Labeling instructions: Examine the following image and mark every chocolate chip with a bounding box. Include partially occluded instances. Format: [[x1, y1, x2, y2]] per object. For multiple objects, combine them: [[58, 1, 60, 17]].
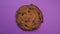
[[25, 20, 28, 22], [32, 20, 36, 25], [29, 8, 32, 10], [28, 10, 30, 13], [22, 13, 24, 16], [28, 8, 32, 13], [39, 17, 43, 23], [29, 8, 34, 10], [25, 25, 28, 27], [39, 17, 41, 20], [38, 13, 40, 15], [32, 20, 34, 23]]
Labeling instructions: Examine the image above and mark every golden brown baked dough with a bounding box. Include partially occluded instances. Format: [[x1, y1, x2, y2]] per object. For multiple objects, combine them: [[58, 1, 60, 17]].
[[16, 4, 43, 31]]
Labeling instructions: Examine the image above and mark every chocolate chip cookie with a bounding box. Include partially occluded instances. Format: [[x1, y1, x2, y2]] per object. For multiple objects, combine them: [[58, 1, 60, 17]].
[[16, 4, 43, 31]]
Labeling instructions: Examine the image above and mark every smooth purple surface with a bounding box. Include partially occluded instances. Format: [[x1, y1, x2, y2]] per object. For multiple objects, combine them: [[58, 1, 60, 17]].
[[0, 0, 60, 34]]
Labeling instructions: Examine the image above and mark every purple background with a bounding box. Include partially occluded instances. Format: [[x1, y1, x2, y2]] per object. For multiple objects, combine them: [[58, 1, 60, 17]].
[[0, 0, 60, 34]]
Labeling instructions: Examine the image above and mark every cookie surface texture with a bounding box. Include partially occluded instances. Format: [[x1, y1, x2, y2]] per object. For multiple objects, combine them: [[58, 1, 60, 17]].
[[16, 4, 43, 31]]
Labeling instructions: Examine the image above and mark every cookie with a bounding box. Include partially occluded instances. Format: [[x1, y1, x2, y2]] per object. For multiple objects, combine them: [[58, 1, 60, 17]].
[[16, 4, 43, 31]]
